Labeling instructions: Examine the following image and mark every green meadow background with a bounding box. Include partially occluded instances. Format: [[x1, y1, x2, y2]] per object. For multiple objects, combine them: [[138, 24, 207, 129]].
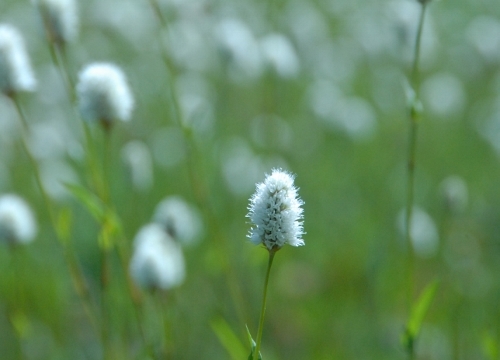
[[1, 0, 500, 358]]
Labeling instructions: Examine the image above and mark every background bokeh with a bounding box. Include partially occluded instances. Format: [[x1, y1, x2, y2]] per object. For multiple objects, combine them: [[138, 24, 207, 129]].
[[1, 0, 500, 358]]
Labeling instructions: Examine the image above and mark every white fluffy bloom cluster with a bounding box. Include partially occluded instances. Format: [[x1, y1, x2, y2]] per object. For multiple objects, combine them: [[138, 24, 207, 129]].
[[0, 24, 37, 95], [76, 63, 134, 125], [0, 194, 37, 245], [153, 196, 203, 246], [247, 169, 304, 251], [129, 223, 185, 291], [32, 0, 78, 45]]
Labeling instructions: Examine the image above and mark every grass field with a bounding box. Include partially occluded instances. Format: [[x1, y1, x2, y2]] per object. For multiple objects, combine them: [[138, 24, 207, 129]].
[[0, 0, 500, 359]]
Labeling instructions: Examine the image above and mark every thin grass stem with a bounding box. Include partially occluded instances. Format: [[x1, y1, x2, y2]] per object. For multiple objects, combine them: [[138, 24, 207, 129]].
[[9, 94, 100, 335], [404, 1, 429, 358], [146, 0, 249, 328], [253, 250, 276, 359]]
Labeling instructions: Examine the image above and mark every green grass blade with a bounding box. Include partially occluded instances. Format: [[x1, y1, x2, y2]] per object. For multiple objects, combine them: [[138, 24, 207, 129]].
[[210, 318, 247, 360], [402, 278, 440, 351]]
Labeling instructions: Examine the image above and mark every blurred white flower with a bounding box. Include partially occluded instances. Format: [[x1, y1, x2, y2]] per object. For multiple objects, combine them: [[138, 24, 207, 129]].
[[439, 175, 468, 214], [0, 194, 37, 245], [308, 80, 377, 141], [176, 72, 215, 136], [385, 1, 438, 67], [40, 160, 79, 200], [121, 140, 153, 192], [466, 16, 500, 63], [421, 73, 467, 119], [215, 18, 263, 80], [220, 137, 264, 196], [0, 24, 37, 95], [153, 196, 203, 246], [398, 206, 439, 258], [76, 63, 134, 126], [247, 169, 304, 251], [260, 33, 300, 78], [32, 0, 78, 45], [130, 223, 185, 291], [165, 20, 214, 72]]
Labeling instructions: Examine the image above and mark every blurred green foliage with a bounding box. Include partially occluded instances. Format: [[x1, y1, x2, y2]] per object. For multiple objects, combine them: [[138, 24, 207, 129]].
[[1, 0, 500, 359]]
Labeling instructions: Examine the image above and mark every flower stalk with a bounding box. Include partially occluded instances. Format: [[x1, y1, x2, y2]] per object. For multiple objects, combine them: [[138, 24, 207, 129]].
[[404, 1, 430, 358], [247, 169, 304, 358], [253, 249, 276, 359]]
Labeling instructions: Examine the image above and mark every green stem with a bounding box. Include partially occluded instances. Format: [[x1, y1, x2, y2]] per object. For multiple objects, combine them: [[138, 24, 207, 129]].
[[146, 0, 249, 328], [253, 250, 276, 359], [404, 2, 428, 358], [99, 129, 114, 358], [10, 94, 100, 333], [156, 290, 173, 359]]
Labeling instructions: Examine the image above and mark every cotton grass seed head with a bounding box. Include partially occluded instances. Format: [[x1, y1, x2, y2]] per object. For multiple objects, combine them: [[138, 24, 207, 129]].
[[76, 62, 134, 127], [130, 223, 185, 291], [153, 196, 203, 246], [0, 194, 37, 245], [0, 24, 37, 95], [247, 168, 304, 251], [32, 0, 78, 45]]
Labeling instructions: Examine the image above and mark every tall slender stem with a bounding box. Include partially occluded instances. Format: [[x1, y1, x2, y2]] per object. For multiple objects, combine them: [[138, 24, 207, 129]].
[[9, 94, 100, 333], [253, 250, 276, 359], [146, 0, 249, 327], [404, 1, 428, 358]]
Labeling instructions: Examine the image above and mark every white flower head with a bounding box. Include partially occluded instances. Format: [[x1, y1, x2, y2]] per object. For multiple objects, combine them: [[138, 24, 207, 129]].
[[130, 223, 185, 291], [0, 24, 37, 95], [32, 0, 78, 45], [247, 168, 304, 251], [0, 194, 37, 245], [153, 196, 203, 246], [76, 62, 134, 127]]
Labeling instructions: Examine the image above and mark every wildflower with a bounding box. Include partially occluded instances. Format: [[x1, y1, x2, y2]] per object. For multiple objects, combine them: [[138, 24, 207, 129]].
[[260, 33, 300, 78], [439, 176, 468, 214], [76, 62, 134, 127], [0, 194, 37, 245], [247, 168, 304, 251], [32, 0, 78, 45], [129, 223, 185, 291], [397, 206, 438, 258], [121, 140, 153, 192], [153, 196, 203, 246], [0, 24, 37, 95]]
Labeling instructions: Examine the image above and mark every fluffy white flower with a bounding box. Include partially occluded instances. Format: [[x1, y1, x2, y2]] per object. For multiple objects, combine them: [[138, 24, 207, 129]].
[[32, 0, 78, 45], [0, 194, 37, 245], [76, 63, 134, 125], [153, 196, 203, 246], [260, 33, 300, 78], [130, 223, 185, 291], [0, 24, 37, 95], [247, 168, 304, 251]]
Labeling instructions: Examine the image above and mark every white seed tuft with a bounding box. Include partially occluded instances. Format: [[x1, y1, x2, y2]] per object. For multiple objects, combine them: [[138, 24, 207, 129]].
[[0, 194, 37, 245], [129, 223, 185, 291], [32, 0, 78, 45], [76, 62, 134, 125], [0, 24, 37, 95], [153, 196, 203, 246], [247, 168, 304, 251]]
